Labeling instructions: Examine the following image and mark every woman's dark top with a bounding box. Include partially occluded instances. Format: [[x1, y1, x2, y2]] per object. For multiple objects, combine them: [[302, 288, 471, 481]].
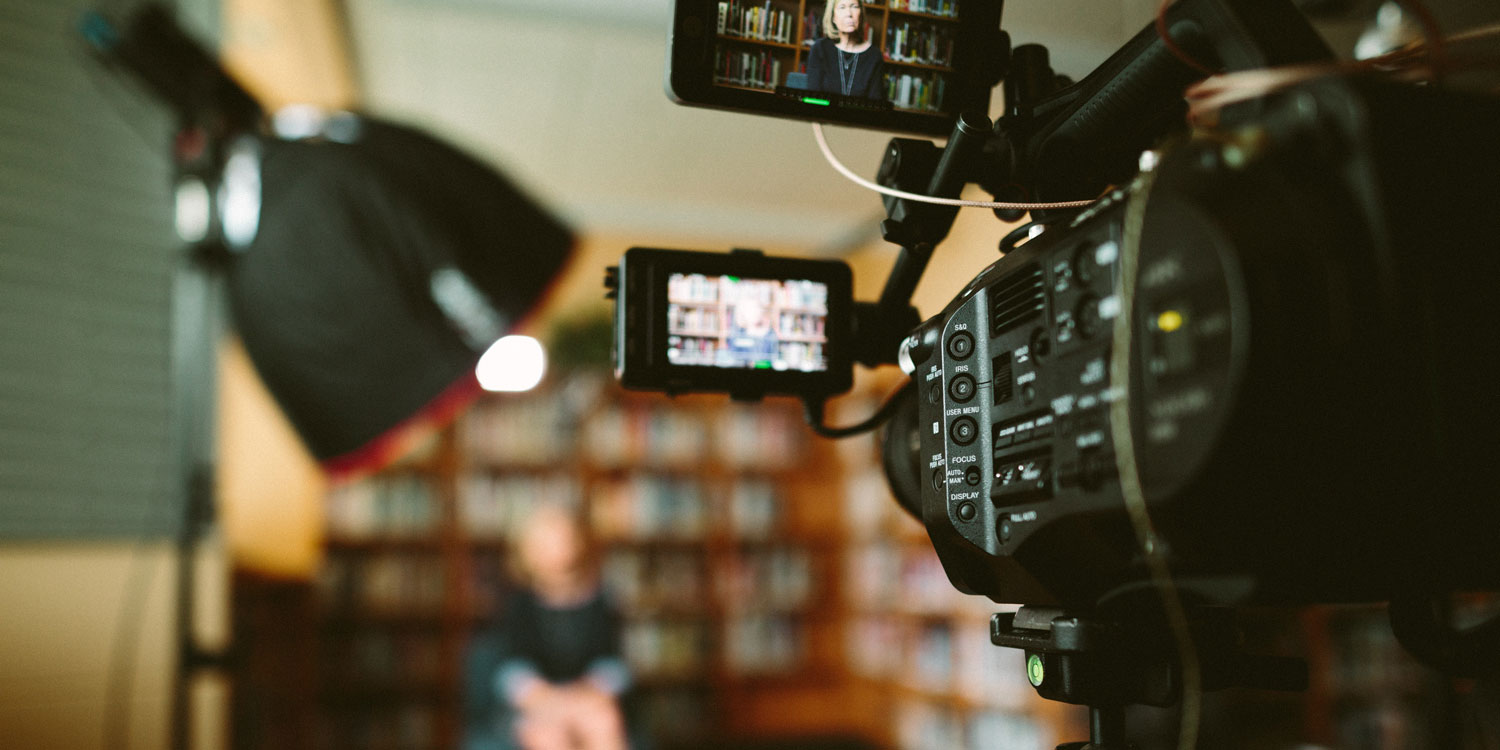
[[497, 587, 626, 690], [464, 586, 635, 749], [804, 37, 886, 101]]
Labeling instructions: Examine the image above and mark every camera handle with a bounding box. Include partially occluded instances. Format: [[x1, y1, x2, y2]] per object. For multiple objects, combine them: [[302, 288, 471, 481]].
[[849, 111, 994, 370], [992, 606, 1308, 750]]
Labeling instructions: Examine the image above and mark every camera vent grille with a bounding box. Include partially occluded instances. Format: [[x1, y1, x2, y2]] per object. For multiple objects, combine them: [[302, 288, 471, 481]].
[[989, 263, 1045, 336]]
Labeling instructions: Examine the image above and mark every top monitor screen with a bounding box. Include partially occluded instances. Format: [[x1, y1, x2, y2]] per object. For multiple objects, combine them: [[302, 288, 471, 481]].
[[669, 0, 995, 136]]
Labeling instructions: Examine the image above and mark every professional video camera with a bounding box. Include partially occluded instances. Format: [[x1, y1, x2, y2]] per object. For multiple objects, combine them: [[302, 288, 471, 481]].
[[610, 0, 1500, 745]]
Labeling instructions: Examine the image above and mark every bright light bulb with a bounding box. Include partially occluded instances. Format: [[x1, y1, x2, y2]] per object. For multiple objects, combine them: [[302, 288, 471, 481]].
[[218, 136, 261, 250], [476, 335, 546, 392]]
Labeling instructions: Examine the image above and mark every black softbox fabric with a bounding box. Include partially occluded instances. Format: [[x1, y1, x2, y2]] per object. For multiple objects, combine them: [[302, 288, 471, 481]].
[[227, 119, 573, 474]]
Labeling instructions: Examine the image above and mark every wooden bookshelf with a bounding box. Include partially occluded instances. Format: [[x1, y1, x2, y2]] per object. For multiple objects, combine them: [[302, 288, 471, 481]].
[[246, 364, 1465, 750], [308, 428, 465, 750], [712, 0, 962, 113]]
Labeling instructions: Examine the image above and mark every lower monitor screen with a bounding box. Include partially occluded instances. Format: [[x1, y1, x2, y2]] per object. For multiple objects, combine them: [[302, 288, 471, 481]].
[[666, 273, 829, 372]]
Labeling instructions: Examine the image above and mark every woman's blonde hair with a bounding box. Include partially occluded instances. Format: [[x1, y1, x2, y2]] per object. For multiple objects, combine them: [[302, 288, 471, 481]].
[[821, 0, 870, 44]]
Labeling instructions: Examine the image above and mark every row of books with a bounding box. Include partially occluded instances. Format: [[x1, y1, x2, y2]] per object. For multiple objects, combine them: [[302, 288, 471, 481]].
[[887, 0, 960, 18], [717, 0, 798, 44], [896, 700, 1053, 750], [666, 272, 721, 304], [713, 405, 804, 471], [464, 385, 810, 471], [777, 311, 827, 338], [723, 477, 782, 536], [668, 305, 828, 341], [462, 392, 581, 466], [884, 20, 955, 67], [846, 541, 991, 616], [321, 629, 442, 686], [622, 618, 710, 678], [714, 45, 783, 91], [317, 553, 446, 615], [667, 335, 827, 371], [667, 303, 724, 336], [461, 473, 788, 543], [622, 614, 811, 679], [886, 70, 949, 112], [602, 546, 813, 612], [583, 403, 805, 469], [604, 549, 708, 610], [717, 548, 816, 611], [458, 474, 582, 539], [326, 477, 440, 539], [592, 474, 711, 540], [723, 614, 805, 673], [583, 404, 707, 467]]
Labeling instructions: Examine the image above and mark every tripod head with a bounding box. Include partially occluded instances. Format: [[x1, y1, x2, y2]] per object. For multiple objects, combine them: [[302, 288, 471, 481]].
[[992, 606, 1308, 750]]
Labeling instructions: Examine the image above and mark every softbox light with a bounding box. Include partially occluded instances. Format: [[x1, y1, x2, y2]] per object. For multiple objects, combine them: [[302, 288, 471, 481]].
[[227, 118, 574, 475], [84, 2, 574, 476]]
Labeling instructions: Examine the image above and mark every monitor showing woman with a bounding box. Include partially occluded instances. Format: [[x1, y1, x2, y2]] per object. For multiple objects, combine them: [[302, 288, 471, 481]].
[[804, 0, 887, 101]]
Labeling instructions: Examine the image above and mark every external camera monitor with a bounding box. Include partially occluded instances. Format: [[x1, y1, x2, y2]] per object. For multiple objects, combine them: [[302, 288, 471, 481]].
[[667, 0, 999, 136], [611, 247, 853, 398]]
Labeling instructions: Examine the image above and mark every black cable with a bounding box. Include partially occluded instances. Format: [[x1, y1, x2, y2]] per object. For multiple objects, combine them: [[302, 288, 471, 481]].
[[802, 380, 912, 439]]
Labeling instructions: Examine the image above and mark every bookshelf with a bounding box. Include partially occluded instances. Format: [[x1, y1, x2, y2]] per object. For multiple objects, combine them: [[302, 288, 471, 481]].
[[712, 0, 962, 114], [312, 435, 464, 750], [293, 365, 1474, 750]]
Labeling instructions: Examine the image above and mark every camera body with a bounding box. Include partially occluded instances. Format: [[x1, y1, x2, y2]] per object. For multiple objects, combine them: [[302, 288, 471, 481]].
[[620, 0, 1500, 617], [907, 76, 1500, 609]]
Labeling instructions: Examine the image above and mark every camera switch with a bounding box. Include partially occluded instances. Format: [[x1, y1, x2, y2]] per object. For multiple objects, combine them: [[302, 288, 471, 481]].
[[965, 467, 982, 486]]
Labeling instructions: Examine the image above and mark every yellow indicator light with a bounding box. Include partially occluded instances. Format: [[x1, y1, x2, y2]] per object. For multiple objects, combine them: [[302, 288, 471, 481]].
[[1157, 310, 1184, 332]]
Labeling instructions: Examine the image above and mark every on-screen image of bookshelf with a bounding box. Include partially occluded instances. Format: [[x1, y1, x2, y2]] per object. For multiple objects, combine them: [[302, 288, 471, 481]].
[[711, 0, 961, 115]]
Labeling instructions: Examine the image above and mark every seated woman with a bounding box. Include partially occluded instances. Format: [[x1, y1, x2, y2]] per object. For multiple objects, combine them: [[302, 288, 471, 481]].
[[803, 0, 887, 101], [468, 503, 634, 750]]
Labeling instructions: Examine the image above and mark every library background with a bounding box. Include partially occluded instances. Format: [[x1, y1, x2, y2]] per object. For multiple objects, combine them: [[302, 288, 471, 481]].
[[2, 1, 1496, 750]]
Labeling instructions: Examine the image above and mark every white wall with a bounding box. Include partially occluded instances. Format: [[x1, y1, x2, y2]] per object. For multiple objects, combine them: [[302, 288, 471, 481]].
[[343, 0, 1162, 253]]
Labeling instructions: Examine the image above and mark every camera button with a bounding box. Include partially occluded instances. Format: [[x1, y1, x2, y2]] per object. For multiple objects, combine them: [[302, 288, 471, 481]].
[[947, 331, 975, 360], [951, 416, 979, 445], [949, 373, 976, 402]]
